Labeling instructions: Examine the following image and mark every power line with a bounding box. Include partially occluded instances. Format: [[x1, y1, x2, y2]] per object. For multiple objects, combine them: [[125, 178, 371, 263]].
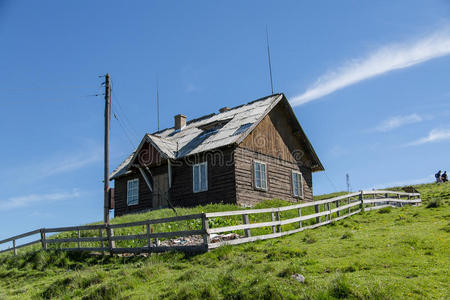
[[112, 108, 137, 148], [324, 171, 339, 193], [110, 80, 139, 139], [111, 101, 139, 141]]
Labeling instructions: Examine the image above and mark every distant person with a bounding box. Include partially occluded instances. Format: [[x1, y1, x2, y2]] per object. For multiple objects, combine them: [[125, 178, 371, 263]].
[[442, 171, 448, 183], [435, 170, 442, 183]]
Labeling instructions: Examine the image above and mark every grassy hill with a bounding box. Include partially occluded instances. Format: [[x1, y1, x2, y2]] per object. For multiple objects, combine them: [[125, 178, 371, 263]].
[[0, 182, 448, 299]]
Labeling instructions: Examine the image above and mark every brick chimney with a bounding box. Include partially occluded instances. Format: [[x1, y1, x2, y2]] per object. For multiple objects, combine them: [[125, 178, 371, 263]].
[[219, 107, 230, 113], [174, 114, 186, 130]]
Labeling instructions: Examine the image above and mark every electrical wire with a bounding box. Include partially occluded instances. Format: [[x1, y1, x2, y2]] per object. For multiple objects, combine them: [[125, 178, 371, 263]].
[[323, 171, 340, 193], [110, 80, 139, 139], [112, 108, 136, 148]]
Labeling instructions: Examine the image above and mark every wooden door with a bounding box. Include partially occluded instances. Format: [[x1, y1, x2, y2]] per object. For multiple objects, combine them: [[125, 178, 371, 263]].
[[153, 172, 169, 209]]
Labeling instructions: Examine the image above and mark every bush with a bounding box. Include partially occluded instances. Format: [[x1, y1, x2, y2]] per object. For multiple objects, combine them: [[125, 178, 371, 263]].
[[328, 274, 353, 298], [426, 199, 441, 208], [302, 233, 316, 244], [378, 206, 392, 214], [341, 231, 353, 239]]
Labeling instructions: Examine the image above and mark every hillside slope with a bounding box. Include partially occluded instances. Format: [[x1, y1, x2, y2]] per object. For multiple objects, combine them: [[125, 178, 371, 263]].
[[0, 182, 449, 299]]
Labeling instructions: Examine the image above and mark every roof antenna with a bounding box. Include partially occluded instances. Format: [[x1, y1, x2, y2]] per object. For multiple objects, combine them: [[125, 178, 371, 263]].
[[156, 77, 160, 131], [266, 25, 274, 95]]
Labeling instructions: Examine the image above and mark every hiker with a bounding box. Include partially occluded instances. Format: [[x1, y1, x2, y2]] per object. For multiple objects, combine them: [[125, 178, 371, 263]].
[[442, 171, 448, 183], [435, 170, 442, 183]]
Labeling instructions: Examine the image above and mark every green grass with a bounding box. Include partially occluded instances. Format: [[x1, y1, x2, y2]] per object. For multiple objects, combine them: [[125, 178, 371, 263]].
[[0, 182, 449, 299]]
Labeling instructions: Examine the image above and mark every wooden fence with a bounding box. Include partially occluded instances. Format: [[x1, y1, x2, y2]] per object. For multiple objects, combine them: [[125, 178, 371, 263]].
[[0, 190, 421, 256]]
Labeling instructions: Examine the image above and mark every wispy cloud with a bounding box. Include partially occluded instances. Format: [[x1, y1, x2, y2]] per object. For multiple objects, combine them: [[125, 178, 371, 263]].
[[291, 28, 450, 106], [374, 114, 423, 132], [0, 189, 80, 211], [406, 128, 450, 146], [39, 149, 102, 178], [4, 145, 103, 184]]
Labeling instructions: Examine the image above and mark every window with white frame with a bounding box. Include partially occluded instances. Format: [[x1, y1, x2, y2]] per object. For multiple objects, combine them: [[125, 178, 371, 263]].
[[292, 171, 303, 198], [254, 161, 267, 190], [193, 162, 208, 193], [127, 178, 139, 205]]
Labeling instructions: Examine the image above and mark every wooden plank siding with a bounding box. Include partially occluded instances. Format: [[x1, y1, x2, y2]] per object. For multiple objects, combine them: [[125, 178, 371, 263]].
[[170, 146, 236, 207], [235, 103, 314, 206], [114, 164, 167, 216], [234, 147, 313, 206]]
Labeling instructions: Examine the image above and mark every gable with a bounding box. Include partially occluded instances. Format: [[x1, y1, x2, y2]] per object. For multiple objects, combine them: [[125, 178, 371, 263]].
[[239, 99, 321, 170], [135, 141, 163, 167]]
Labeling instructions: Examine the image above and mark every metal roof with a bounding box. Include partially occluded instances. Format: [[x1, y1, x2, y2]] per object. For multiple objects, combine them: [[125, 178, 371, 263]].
[[110, 93, 324, 180]]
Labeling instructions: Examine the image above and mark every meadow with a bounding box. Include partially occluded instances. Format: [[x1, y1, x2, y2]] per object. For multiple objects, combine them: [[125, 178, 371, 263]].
[[0, 182, 448, 299]]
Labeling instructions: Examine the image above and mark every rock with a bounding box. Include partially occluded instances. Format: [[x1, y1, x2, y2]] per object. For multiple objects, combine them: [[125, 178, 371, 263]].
[[291, 274, 305, 283]]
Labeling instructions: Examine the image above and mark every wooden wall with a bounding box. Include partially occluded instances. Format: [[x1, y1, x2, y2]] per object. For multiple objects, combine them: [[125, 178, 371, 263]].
[[170, 146, 236, 207], [235, 103, 314, 206], [234, 147, 313, 206], [113, 165, 167, 217]]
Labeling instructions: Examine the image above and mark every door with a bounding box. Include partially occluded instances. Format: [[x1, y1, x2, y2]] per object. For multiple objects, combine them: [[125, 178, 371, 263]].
[[152, 172, 169, 209]]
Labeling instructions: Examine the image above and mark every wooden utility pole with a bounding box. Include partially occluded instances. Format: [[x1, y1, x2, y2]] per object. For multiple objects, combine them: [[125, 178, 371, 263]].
[[104, 74, 111, 224]]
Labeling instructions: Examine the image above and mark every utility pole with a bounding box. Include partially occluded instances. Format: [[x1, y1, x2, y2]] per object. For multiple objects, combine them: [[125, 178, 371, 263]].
[[104, 74, 111, 224], [346, 173, 351, 193]]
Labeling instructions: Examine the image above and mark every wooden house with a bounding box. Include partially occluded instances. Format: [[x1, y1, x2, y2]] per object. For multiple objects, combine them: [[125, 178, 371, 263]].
[[110, 94, 324, 216]]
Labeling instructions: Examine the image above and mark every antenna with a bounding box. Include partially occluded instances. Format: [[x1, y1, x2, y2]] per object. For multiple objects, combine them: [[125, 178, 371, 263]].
[[156, 77, 160, 131], [266, 25, 274, 95], [346, 173, 351, 193]]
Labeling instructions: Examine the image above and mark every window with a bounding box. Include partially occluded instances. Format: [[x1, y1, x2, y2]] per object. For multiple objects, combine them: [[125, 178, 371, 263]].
[[127, 178, 139, 205], [193, 162, 208, 193], [254, 161, 267, 190], [292, 171, 303, 198]]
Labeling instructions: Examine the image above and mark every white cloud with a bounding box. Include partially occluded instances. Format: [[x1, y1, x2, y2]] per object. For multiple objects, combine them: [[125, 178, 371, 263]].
[[374, 114, 423, 132], [39, 149, 102, 178], [406, 128, 450, 146], [291, 28, 450, 106], [0, 189, 80, 211], [4, 145, 103, 184]]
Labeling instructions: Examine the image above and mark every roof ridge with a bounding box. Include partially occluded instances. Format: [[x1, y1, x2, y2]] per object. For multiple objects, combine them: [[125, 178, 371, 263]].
[[150, 93, 279, 135]]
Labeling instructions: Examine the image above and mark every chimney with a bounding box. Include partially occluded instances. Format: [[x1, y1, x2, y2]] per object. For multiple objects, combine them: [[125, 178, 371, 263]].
[[174, 114, 186, 130], [219, 107, 230, 113]]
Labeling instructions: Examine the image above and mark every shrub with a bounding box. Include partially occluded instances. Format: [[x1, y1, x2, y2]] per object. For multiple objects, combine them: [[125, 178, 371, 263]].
[[378, 206, 392, 214], [302, 233, 316, 244], [426, 199, 441, 208], [341, 231, 353, 239], [328, 274, 353, 298]]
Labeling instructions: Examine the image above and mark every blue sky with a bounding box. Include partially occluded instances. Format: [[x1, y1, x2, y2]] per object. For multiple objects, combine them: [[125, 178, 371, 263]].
[[1, 1, 450, 238]]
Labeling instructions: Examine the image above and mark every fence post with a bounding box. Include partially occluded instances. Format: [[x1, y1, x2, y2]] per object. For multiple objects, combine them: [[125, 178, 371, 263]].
[[146, 223, 151, 249], [202, 214, 210, 249], [77, 229, 81, 249], [359, 191, 364, 211], [298, 208, 302, 228], [12, 239, 16, 256], [328, 202, 332, 221], [99, 229, 104, 255], [336, 200, 340, 217], [242, 214, 251, 237], [106, 225, 115, 255], [275, 210, 281, 233], [40, 229, 47, 251], [315, 204, 320, 224], [271, 212, 277, 233], [347, 197, 351, 213]]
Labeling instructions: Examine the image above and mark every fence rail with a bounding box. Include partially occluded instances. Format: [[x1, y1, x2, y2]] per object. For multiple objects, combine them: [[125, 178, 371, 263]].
[[0, 190, 421, 256]]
